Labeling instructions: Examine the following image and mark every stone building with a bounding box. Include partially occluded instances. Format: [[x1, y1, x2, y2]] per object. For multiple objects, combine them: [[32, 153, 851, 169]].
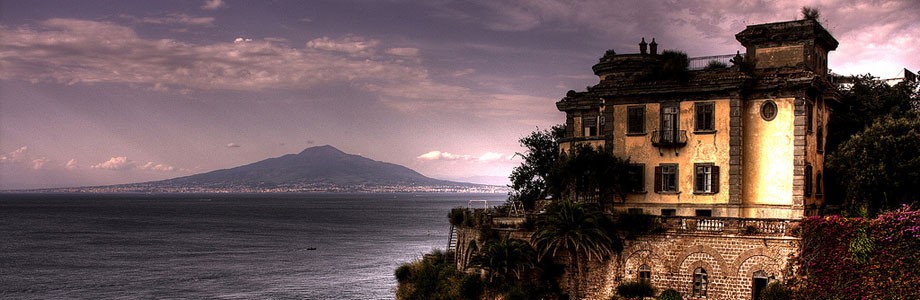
[[552, 18, 836, 299]]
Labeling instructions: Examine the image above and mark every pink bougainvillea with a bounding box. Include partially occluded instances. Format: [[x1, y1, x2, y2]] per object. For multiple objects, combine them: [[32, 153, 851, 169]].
[[790, 205, 920, 300]]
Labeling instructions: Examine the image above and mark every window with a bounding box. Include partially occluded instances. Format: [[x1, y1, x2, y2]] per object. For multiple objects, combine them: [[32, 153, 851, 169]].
[[692, 267, 708, 297], [752, 270, 768, 300], [628, 208, 644, 214], [804, 164, 813, 197], [628, 164, 645, 192], [660, 103, 679, 142], [639, 265, 651, 283], [695, 102, 715, 132], [694, 164, 720, 194], [816, 172, 823, 197], [761, 100, 777, 121], [627, 106, 646, 134], [695, 210, 712, 217], [584, 115, 598, 137], [817, 126, 824, 153], [807, 101, 814, 132], [661, 209, 676, 216], [654, 164, 678, 193]]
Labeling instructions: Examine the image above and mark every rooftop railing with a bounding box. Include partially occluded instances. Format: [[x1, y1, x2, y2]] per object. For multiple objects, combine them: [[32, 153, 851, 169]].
[[688, 54, 742, 70]]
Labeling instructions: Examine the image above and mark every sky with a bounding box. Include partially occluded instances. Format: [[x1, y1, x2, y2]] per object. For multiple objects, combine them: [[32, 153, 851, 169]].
[[1, 0, 918, 189]]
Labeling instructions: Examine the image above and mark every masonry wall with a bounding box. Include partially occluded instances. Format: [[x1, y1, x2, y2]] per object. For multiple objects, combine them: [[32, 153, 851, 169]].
[[583, 231, 798, 300]]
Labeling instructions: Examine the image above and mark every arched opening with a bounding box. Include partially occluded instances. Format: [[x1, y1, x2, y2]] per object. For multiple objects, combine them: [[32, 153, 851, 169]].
[[752, 270, 768, 300], [638, 264, 651, 283], [692, 267, 708, 298]]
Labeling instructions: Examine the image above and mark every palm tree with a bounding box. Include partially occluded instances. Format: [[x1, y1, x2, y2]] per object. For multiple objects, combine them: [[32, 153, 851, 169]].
[[471, 238, 537, 291], [531, 200, 614, 299]]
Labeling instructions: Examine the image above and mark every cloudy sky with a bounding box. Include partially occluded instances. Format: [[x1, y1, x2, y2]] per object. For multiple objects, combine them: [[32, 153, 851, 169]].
[[1, 0, 917, 189]]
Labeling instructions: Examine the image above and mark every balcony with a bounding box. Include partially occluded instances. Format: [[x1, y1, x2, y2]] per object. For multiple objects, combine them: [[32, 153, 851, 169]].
[[651, 130, 687, 148]]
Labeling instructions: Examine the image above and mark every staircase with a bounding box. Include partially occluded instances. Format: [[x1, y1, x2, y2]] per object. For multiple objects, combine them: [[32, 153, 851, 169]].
[[446, 224, 457, 264]]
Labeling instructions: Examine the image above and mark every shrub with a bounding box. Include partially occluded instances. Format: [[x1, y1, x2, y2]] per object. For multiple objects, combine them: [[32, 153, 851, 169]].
[[616, 280, 655, 299], [448, 207, 466, 226], [458, 274, 483, 299], [705, 60, 728, 70], [394, 250, 464, 300], [394, 264, 412, 283], [656, 289, 681, 300], [616, 211, 662, 239], [759, 281, 790, 300]]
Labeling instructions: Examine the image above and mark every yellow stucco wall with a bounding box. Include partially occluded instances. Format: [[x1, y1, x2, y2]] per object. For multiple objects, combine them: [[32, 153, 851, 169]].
[[612, 100, 732, 206], [742, 98, 795, 217]]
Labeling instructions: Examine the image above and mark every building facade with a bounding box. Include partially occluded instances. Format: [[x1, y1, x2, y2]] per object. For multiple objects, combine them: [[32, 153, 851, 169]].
[[557, 19, 837, 219], [550, 19, 838, 299]]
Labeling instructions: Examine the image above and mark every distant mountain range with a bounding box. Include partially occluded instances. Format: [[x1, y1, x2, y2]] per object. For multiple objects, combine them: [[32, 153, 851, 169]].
[[41, 145, 506, 193]]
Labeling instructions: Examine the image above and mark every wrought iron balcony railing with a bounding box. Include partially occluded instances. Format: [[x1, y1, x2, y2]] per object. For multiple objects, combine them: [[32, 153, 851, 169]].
[[651, 130, 687, 148]]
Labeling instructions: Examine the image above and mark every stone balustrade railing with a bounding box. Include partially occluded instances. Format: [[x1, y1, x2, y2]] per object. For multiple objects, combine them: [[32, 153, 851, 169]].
[[661, 216, 798, 236]]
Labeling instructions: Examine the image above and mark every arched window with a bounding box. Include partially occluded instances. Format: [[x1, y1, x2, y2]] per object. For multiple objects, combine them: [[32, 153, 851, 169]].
[[639, 265, 651, 283], [692, 267, 708, 297], [753, 270, 768, 300]]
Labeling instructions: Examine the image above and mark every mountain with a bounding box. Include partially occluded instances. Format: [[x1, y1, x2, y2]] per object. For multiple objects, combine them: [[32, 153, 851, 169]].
[[98, 145, 503, 193]]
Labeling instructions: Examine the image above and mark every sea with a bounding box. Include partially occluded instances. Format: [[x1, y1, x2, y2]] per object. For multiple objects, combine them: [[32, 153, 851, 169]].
[[0, 193, 506, 299]]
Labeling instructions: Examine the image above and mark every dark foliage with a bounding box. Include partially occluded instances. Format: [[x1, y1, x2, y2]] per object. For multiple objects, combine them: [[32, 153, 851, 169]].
[[448, 207, 466, 226], [394, 250, 464, 300], [704, 60, 728, 70], [642, 50, 690, 82], [509, 125, 566, 209], [470, 238, 537, 288], [759, 281, 791, 300], [826, 112, 920, 215], [616, 280, 656, 299], [801, 6, 820, 20], [532, 200, 615, 299], [548, 144, 633, 206], [615, 211, 664, 240], [656, 289, 681, 300], [825, 75, 919, 213]]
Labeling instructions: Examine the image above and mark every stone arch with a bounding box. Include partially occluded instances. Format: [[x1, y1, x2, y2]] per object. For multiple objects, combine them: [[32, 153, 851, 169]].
[[671, 244, 730, 274], [730, 247, 780, 277], [623, 242, 667, 281], [737, 255, 783, 281], [684, 259, 716, 298]]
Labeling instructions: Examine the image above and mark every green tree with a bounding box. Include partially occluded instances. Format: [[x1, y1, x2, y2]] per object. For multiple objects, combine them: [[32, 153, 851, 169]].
[[549, 144, 633, 207], [531, 200, 614, 299], [824, 75, 918, 210], [509, 124, 566, 209], [826, 112, 920, 215], [471, 238, 538, 290], [828, 75, 918, 153]]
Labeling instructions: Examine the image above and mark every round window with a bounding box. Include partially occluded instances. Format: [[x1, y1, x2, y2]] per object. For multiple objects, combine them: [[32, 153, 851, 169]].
[[761, 100, 777, 121]]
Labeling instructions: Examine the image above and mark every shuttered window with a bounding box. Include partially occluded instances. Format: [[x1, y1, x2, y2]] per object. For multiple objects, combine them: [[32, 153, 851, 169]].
[[694, 102, 715, 132], [694, 163, 720, 194], [654, 164, 678, 193], [804, 164, 813, 197], [627, 106, 645, 134]]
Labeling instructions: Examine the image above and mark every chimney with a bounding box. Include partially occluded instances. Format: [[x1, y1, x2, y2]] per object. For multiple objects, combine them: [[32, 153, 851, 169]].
[[639, 38, 648, 55], [650, 38, 658, 55]]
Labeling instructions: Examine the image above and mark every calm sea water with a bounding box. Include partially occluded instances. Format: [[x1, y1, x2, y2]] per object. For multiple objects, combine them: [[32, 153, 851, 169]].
[[0, 193, 505, 299]]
